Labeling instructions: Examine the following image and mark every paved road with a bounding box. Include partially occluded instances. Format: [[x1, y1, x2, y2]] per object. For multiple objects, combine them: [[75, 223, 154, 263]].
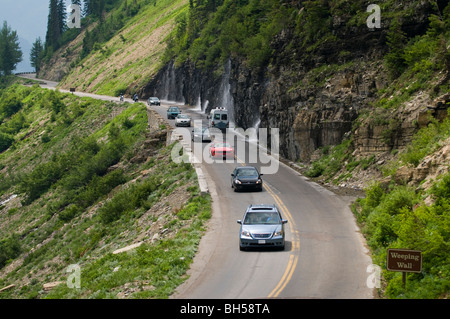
[[23, 74, 374, 299], [148, 102, 374, 299]]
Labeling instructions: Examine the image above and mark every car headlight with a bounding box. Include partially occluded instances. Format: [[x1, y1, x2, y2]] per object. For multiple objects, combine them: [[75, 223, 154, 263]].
[[273, 229, 283, 237], [256, 179, 262, 184], [241, 230, 251, 238], [235, 179, 242, 184]]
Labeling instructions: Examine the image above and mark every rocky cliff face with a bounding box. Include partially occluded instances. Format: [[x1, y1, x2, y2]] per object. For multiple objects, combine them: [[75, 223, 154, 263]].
[[143, 1, 447, 164], [143, 44, 387, 162]]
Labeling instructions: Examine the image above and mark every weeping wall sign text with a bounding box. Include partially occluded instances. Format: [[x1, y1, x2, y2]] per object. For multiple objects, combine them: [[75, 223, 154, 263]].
[[387, 249, 422, 273]]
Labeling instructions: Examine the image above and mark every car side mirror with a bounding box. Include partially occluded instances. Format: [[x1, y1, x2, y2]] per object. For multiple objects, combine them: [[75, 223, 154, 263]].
[[282, 220, 288, 224], [231, 173, 234, 176], [260, 174, 264, 176], [237, 220, 242, 224]]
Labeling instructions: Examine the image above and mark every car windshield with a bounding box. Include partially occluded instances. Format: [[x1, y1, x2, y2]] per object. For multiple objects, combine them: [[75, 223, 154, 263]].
[[236, 168, 258, 177], [169, 107, 179, 111], [150, 97, 158, 100], [177, 114, 189, 118], [244, 212, 280, 225], [214, 143, 231, 147]]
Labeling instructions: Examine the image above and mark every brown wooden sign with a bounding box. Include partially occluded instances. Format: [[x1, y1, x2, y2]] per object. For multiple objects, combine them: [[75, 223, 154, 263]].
[[387, 249, 422, 273]]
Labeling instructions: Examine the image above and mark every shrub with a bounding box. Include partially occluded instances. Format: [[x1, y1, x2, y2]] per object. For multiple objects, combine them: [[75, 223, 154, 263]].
[[0, 92, 22, 119], [0, 132, 14, 152], [0, 234, 21, 269], [354, 172, 450, 298], [99, 174, 163, 224], [18, 160, 64, 204], [401, 114, 450, 166], [59, 204, 82, 222]]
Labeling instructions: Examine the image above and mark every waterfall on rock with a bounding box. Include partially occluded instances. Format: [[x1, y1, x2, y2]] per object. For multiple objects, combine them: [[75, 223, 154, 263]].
[[218, 59, 235, 126], [193, 94, 202, 112], [160, 61, 184, 103]]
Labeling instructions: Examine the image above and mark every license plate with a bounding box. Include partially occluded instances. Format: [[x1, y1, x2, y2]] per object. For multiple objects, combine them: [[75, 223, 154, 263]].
[[258, 240, 266, 244]]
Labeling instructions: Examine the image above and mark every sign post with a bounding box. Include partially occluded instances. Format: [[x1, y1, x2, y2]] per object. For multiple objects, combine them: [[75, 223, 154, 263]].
[[387, 249, 422, 288]]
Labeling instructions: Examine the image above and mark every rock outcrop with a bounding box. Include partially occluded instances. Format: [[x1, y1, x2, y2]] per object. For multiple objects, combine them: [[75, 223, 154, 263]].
[[142, 1, 446, 164]]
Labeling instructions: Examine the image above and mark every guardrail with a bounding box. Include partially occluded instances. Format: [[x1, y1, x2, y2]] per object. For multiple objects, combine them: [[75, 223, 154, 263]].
[[15, 72, 36, 75]]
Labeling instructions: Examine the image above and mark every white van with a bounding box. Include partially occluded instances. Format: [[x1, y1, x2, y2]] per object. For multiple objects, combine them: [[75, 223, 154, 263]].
[[208, 107, 229, 131]]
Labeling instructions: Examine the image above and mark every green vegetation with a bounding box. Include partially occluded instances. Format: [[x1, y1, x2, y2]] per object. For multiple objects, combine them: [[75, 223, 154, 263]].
[[302, 2, 449, 298], [400, 112, 450, 167], [0, 21, 22, 76], [58, 0, 187, 96], [80, 0, 146, 60], [0, 83, 211, 299], [165, 0, 294, 69], [352, 177, 449, 298], [307, 110, 450, 298], [43, 0, 124, 61], [45, 191, 211, 299], [305, 139, 352, 180], [379, 7, 450, 107]]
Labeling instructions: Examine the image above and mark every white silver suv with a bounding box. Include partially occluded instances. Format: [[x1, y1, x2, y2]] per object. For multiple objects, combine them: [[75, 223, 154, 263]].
[[237, 204, 287, 251]]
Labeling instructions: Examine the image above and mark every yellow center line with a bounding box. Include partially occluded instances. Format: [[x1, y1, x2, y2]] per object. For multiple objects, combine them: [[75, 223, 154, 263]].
[[264, 183, 300, 298], [234, 155, 300, 298]]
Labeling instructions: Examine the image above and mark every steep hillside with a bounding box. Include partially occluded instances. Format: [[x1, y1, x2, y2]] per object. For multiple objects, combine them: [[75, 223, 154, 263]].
[[0, 84, 211, 298], [41, 0, 188, 97]]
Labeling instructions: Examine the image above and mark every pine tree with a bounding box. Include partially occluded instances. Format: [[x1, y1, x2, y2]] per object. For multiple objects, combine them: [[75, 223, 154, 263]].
[[84, 0, 106, 18], [0, 21, 22, 76], [45, 0, 67, 52], [30, 38, 44, 74], [45, 0, 61, 51], [385, 18, 407, 79], [58, 0, 67, 34]]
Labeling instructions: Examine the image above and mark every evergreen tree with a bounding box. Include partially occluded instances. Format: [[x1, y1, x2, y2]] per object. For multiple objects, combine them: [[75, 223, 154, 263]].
[[84, 0, 106, 18], [30, 38, 44, 74], [0, 21, 22, 76], [385, 18, 408, 79], [46, 0, 61, 51], [58, 0, 68, 34], [45, 0, 67, 52]]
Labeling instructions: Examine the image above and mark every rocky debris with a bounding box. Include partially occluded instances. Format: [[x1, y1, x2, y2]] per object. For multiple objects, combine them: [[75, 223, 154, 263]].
[[115, 281, 155, 299], [43, 281, 65, 291], [0, 284, 15, 293], [112, 242, 143, 255], [398, 137, 450, 191]]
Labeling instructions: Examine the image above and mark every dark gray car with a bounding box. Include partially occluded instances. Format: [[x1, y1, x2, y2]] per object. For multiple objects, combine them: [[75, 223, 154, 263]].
[[237, 204, 287, 251], [148, 97, 160, 106], [231, 166, 263, 192]]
